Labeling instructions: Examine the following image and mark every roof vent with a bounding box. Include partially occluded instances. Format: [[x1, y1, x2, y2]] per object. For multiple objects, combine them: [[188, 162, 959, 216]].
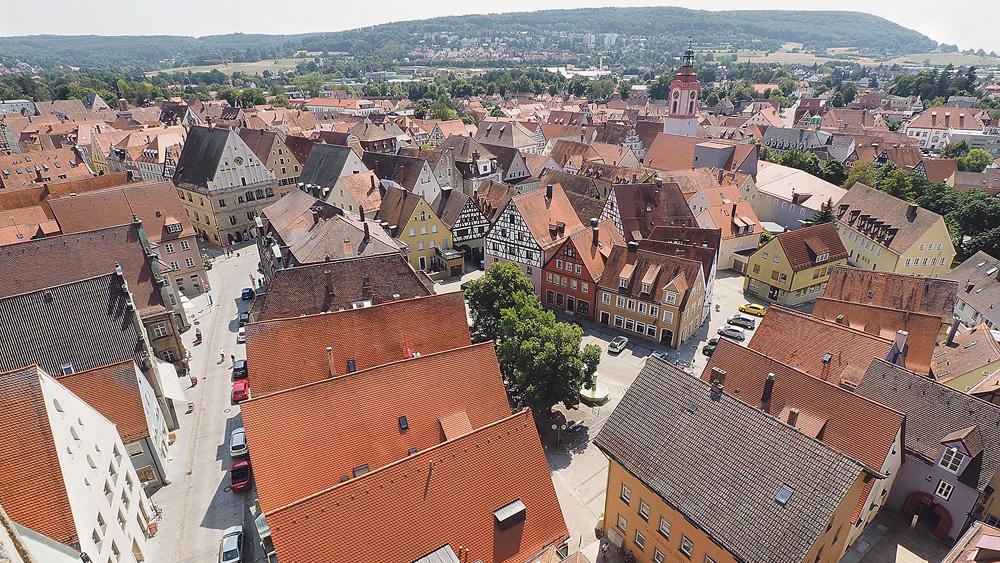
[[493, 499, 526, 530], [775, 484, 795, 506], [399, 415, 409, 431], [408, 447, 418, 456], [352, 464, 370, 478], [821, 353, 833, 364], [43, 291, 53, 302], [346, 358, 357, 373]]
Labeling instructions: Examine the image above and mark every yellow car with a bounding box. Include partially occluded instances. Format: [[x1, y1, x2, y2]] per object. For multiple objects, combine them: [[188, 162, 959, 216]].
[[738, 303, 767, 317]]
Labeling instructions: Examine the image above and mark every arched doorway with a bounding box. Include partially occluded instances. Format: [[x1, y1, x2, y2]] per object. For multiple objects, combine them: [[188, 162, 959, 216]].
[[902, 491, 953, 540]]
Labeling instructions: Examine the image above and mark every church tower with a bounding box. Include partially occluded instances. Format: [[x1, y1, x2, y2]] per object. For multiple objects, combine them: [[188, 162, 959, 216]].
[[662, 42, 701, 137]]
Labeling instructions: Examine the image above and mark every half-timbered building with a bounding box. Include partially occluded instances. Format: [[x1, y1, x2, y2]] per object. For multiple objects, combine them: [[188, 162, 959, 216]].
[[431, 189, 491, 263], [600, 181, 695, 242]]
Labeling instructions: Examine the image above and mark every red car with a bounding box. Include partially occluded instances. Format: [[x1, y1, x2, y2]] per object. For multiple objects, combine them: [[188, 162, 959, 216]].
[[230, 460, 250, 492], [231, 379, 249, 402]]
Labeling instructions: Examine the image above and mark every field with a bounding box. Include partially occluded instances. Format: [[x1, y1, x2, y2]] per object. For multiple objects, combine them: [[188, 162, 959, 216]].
[[733, 49, 876, 66], [146, 58, 304, 76], [885, 52, 1000, 66]]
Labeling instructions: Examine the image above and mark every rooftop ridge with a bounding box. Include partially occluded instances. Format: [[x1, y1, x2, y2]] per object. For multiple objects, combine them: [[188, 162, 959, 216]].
[[0, 270, 117, 301], [766, 305, 894, 344], [246, 291, 459, 327]]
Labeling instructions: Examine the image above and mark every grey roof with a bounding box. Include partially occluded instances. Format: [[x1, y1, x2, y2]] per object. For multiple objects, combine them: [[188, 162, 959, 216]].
[[0, 274, 145, 377], [856, 358, 1000, 491], [762, 127, 831, 151], [362, 152, 428, 191], [946, 251, 1000, 331], [430, 189, 472, 229], [413, 545, 460, 563], [594, 358, 865, 563], [172, 126, 231, 188], [299, 143, 362, 188]]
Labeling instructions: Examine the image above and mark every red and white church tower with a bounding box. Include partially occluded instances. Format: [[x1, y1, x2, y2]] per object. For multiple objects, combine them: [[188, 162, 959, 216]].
[[662, 43, 701, 137]]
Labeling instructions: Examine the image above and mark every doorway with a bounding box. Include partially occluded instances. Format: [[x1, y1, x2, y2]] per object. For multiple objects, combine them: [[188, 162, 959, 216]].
[[768, 286, 780, 300], [660, 329, 674, 347], [566, 296, 575, 312], [600, 312, 610, 325]]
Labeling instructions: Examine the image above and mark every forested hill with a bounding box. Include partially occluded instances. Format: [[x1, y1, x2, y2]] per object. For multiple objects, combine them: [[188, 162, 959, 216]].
[[0, 7, 937, 70]]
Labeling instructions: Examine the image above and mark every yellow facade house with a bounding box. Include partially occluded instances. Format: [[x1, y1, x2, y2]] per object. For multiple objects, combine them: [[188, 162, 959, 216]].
[[376, 186, 463, 275], [834, 183, 955, 276], [594, 359, 873, 563], [744, 222, 848, 306]]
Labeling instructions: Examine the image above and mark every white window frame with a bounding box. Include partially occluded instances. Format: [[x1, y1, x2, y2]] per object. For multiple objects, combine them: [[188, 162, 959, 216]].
[[654, 549, 665, 563], [616, 514, 628, 532], [180, 240, 190, 251], [680, 535, 694, 557], [602, 292, 611, 305], [935, 479, 954, 500], [163, 243, 175, 254], [658, 517, 670, 539], [620, 483, 631, 504], [639, 500, 650, 521], [634, 530, 646, 550], [940, 447, 964, 473]]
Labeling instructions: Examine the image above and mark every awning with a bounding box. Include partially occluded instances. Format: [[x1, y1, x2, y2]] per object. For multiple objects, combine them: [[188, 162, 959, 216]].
[[155, 358, 188, 402]]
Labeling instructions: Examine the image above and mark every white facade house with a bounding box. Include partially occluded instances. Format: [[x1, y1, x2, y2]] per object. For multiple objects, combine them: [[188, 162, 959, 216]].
[[903, 107, 985, 151], [751, 162, 848, 231]]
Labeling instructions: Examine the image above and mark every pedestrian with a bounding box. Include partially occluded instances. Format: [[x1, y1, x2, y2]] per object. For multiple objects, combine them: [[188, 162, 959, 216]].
[[230, 354, 235, 364], [219, 347, 225, 363]]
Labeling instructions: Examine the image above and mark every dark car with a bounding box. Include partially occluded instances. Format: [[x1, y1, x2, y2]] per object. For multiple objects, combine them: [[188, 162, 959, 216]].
[[240, 288, 255, 301], [230, 460, 250, 492], [232, 360, 248, 381], [238, 312, 249, 326], [701, 337, 720, 357]]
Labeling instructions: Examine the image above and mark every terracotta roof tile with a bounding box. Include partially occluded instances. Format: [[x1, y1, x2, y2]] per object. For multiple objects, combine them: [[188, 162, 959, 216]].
[[474, 180, 515, 223], [825, 266, 958, 322], [49, 180, 196, 242], [57, 360, 148, 443], [835, 183, 945, 254], [266, 409, 568, 563], [608, 182, 695, 242], [773, 223, 847, 271], [549, 219, 623, 282], [696, 201, 762, 241], [246, 292, 471, 396], [934, 324, 1000, 383], [509, 185, 589, 251], [599, 245, 704, 308]]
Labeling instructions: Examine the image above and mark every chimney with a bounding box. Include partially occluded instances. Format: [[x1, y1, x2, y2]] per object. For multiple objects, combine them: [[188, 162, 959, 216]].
[[710, 367, 727, 386], [761, 372, 775, 405], [710, 381, 724, 401], [888, 330, 909, 365], [592, 224, 600, 246], [369, 173, 376, 191], [327, 346, 337, 377], [311, 208, 320, 226], [835, 314, 845, 325], [787, 408, 799, 427], [731, 203, 738, 221], [363, 221, 370, 240], [905, 203, 917, 221], [946, 317, 961, 346], [545, 184, 553, 200], [324, 270, 334, 295], [359, 205, 365, 221], [627, 240, 639, 253]]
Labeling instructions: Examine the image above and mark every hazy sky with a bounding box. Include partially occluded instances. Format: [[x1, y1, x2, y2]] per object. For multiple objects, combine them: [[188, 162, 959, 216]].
[[2, 0, 997, 53]]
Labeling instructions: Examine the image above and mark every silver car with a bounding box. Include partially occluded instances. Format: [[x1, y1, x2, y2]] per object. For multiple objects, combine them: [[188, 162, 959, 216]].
[[717, 326, 747, 341], [727, 315, 756, 330], [229, 427, 247, 458], [219, 526, 243, 563], [608, 335, 629, 354]]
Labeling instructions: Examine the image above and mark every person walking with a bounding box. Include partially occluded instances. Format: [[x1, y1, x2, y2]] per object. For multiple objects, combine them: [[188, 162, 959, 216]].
[[219, 347, 225, 363], [230, 354, 235, 365]]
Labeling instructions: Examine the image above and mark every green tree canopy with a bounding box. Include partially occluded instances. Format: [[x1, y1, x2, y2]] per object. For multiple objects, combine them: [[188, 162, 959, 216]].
[[957, 148, 993, 173], [805, 198, 835, 225], [464, 262, 535, 342]]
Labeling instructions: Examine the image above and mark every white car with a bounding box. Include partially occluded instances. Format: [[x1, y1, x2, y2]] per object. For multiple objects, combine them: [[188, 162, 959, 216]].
[[219, 526, 243, 563], [608, 335, 629, 354], [717, 326, 747, 341], [236, 327, 246, 344], [229, 427, 247, 458]]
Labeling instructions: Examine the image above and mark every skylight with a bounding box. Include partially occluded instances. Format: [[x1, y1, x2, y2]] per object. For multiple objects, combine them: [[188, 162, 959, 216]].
[[775, 484, 795, 506], [986, 266, 998, 276]]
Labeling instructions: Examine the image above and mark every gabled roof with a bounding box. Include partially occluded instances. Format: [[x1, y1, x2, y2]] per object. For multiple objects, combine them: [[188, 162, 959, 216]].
[[0, 365, 77, 545], [438, 134, 495, 164], [475, 120, 536, 149], [608, 182, 695, 242], [299, 143, 364, 188], [508, 185, 589, 251], [266, 409, 568, 563], [430, 188, 473, 230], [376, 186, 426, 237], [920, 158, 957, 183], [538, 169, 600, 199], [49, 180, 196, 242], [934, 324, 1000, 384], [941, 521, 1000, 563], [595, 358, 865, 563], [335, 170, 383, 213], [0, 223, 166, 318], [283, 134, 319, 167], [257, 254, 432, 321], [827, 266, 958, 322], [637, 239, 716, 281], [947, 251, 1000, 327], [856, 358, 1000, 491], [362, 152, 428, 192], [246, 292, 471, 396], [172, 126, 231, 188], [57, 360, 148, 443], [755, 162, 847, 211], [772, 223, 847, 271], [696, 200, 761, 241], [835, 183, 945, 254], [749, 306, 894, 387], [474, 180, 515, 223], [599, 245, 704, 308], [647, 225, 722, 256], [907, 106, 984, 131], [548, 219, 623, 282], [236, 127, 278, 163], [241, 343, 511, 512]]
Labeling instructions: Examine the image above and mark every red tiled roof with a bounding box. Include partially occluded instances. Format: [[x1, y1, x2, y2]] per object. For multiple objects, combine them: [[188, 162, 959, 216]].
[[823, 266, 958, 322], [242, 343, 511, 512], [266, 409, 569, 563], [245, 292, 471, 396], [697, 201, 761, 241], [49, 180, 196, 242], [56, 360, 149, 443], [773, 223, 848, 271], [0, 365, 76, 545], [548, 219, 623, 282]]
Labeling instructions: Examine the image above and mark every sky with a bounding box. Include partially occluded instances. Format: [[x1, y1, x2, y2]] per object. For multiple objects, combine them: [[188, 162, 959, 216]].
[[1, 0, 998, 53]]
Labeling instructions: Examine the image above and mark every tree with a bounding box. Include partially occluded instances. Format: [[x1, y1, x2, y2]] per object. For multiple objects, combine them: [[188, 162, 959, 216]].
[[966, 226, 1000, 259], [618, 82, 630, 100], [819, 160, 847, 186], [238, 87, 266, 108], [844, 160, 879, 188], [947, 190, 1000, 255], [489, 105, 506, 118], [464, 262, 535, 342], [958, 148, 993, 172], [805, 198, 835, 225], [293, 72, 324, 97], [496, 292, 601, 413], [587, 79, 615, 101], [270, 93, 290, 108]]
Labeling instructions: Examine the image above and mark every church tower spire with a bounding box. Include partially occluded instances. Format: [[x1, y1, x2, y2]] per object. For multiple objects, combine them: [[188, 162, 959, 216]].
[[663, 37, 702, 137]]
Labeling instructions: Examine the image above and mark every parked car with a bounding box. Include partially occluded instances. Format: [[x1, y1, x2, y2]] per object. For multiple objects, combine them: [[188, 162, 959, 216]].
[[650, 350, 670, 361], [231, 379, 249, 402], [230, 460, 250, 492], [717, 326, 746, 341], [702, 337, 719, 357], [240, 288, 255, 301], [236, 327, 246, 344], [219, 526, 243, 563], [608, 336, 629, 354], [238, 312, 249, 326], [739, 303, 767, 317], [727, 315, 756, 330], [231, 360, 248, 381], [229, 427, 248, 458]]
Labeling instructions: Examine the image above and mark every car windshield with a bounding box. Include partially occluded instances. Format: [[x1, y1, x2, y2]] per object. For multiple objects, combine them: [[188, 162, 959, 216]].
[[232, 433, 245, 447], [232, 467, 248, 479], [223, 548, 239, 560]]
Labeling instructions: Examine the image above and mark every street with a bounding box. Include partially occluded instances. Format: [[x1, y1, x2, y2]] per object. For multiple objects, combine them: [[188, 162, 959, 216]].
[[147, 245, 260, 563]]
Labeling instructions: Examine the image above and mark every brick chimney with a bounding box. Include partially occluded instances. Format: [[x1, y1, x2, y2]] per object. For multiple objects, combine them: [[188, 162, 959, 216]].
[[787, 408, 799, 427], [710, 367, 727, 386], [545, 183, 553, 200], [905, 204, 918, 221], [761, 372, 775, 405], [327, 346, 337, 377]]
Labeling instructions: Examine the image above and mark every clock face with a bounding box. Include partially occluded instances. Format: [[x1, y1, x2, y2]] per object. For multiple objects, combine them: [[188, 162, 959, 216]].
[[234, 157, 244, 166]]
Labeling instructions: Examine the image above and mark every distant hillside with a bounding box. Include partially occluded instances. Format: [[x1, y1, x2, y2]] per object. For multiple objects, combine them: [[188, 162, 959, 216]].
[[0, 7, 937, 70]]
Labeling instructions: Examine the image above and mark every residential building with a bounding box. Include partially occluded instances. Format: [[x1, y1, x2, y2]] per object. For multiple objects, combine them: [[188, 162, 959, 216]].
[[0, 365, 154, 563], [0, 223, 189, 378], [256, 189, 400, 281], [934, 324, 1000, 395], [437, 134, 502, 195], [948, 251, 1000, 329], [362, 151, 442, 202], [255, 254, 432, 321], [377, 186, 462, 275], [600, 181, 695, 243], [237, 128, 303, 192], [904, 106, 985, 151], [855, 359, 1000, 540], [0, 148, 94, 190], [642, 133, 758, 177], [820, 266, 958, 323], [474, 179, 516, 224], [172, 126, 279, 246], [541, 218, 623, 321], [427, 119, 472, 148], [594, 358, 872, 563], [696, 200, 763, 271], [646, 225, 722, 321], [57, 360, 172, 490], [245, 292, 470, 396], [48, 180, 209, 297], [347, 121, 397, 153], [703, 339, 904, 545], [430, 188, 490, 263], [662, 45, 701, 137], [297, 142, 369, 202], [596, 241, 706, 348], [834, 183, 956, 276], [0, 99, 35, 115], [107, 128, 186, 183], [752, 162, 848, 231], [949, 169, 1000, 197], [942, 521, 1000, 562], [481, 143, 532, 186], [475, 120, 539, 154], [743, 223, 848, 306], [322, 170, 382, 217]]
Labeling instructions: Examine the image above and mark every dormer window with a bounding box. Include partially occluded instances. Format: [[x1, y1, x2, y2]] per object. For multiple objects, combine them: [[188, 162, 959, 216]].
[[619, 277, 629, 289], [664, 291, 678, 305], [640, 283, 651, 294], [166, 222, 182, 234], [815, 252, 829, 263], [940, 447, 964, 473]]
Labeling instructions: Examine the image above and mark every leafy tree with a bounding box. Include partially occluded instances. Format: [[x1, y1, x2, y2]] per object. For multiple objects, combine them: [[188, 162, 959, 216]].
[[217, 86, 239, 107], [844, 160, 879, 188], [489, 105, 506, 118], [966, 227, 1000, 259], [587, 79, 615, 100], [819, 160, 847, 186], [618, 82, 630, 100], [238, 87, 266, 108], [947, 190, 1000, 254], [464, 262, 535, 342], [805, 198, 836, 225], [496, 292, 601, 413], [943, 141, 970, 159], [293, 72, 325, 97], [877, 165, 915, 201], [270, 93, 290, 108], [957, 148, 993, 173]]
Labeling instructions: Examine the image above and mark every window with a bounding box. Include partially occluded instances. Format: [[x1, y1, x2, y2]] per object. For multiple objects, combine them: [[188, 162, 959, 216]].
[[619, 277, 628, 289], [180, 240, 190, 251], [602, 292, 611, 305], [940, 447, 964, 472], [762, 252, 768, 260], [640, 282, 651, 294], [705, 557, 718, 563], [557, 259, 563, 269], [779, 273, 787, 283], [616, 296, 625, 308], [650, 306, 659, 318], [620, 483, 631, 504], [638, 302, 648, 314], [654, 549, 666, 563], [625, 318, 635, 331], [665, 291, 677, 305], [246, 211, 256, 221], [634, 530, 646, 550], [169, 261, 179, 271], [420, 226, 428, 235], [627, 299, 636, 311], [185, 258, 195, 268], [616, 514, 628, 532], [753, 263, 760, 274], [614, 315, 624, 328], [546, 290, 554, 304], [663, 311, 674, 324], [152, 323, 167, 338], [229, 215, 237, 225], [935, 479, 954, 500], [546, 272, 553, 283], [905, 258, 912, 267], [680, 536, 694, 558], [163, 243, 175, 254], [575, 264, 582, 275], [582, 282, 589, 293], [431, 224, 437, 233], [638, 500, 650, 521], [658, 517, 671, 538]]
